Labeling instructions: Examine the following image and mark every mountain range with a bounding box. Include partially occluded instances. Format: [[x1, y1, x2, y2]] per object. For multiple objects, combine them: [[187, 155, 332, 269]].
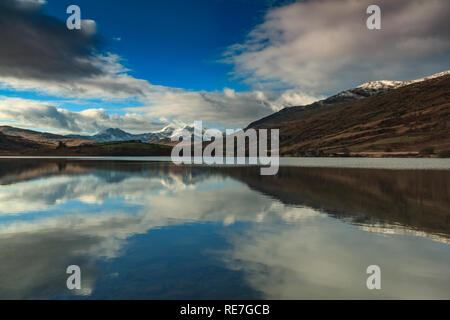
[[248, 70, 450, 129], [0, 123, 208, 145], [0, 70, 449, 157], [67, 125, 176, 143]]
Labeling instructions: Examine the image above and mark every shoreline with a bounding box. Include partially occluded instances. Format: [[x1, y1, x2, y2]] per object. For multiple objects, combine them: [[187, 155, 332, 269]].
[[0, 156, 449, 170]]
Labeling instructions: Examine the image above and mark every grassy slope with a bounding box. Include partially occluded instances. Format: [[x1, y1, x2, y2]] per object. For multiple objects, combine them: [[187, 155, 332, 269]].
[[259, 75, 450, 157], [0, 132, 46, 153], [0, 126, 90, 147], [0, 138, 173, 156]]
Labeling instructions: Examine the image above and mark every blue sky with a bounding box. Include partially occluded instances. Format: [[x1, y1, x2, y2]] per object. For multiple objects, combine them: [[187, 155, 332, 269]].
[[42, 0, 289, 92], [0, 0, 448, 133]]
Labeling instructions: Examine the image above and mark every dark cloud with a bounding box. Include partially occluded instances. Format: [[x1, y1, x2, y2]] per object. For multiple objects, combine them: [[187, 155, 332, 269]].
[[0, 1, 150, 99], [0, 0, 103, 82]]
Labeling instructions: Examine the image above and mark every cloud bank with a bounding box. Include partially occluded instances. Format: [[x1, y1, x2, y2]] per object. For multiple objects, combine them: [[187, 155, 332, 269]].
[[0, 97, 166, 133], [1, 0, 449, 132], [225, 0, 450, 94], [0, 0, 321, 131], [129, 88, 320, 129], [0, 0, 101, 81]]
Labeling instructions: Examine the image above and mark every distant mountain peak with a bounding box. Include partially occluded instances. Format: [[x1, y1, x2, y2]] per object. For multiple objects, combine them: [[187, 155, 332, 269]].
[[77, 123, 210, 143], [248, 69, 450, 129], [92, 128, 135, 142], [357, 70, 450, 90], [357, 80, 404, 90]]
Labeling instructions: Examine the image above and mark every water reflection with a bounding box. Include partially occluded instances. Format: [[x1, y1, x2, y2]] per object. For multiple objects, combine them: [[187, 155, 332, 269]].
[[0, 159, 448, 299]]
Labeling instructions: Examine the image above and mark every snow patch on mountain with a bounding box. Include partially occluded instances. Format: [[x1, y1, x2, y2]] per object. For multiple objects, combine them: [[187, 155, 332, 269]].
[[357, 80, 404, 90], [80, 122, 213, 143], [92, 128, 136, 142], [358, 70, 450, 90], [331, 70, 450, 102]]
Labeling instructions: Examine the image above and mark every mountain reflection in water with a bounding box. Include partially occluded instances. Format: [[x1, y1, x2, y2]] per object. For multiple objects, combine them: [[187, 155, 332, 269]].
[[0, 159, 448, 299]]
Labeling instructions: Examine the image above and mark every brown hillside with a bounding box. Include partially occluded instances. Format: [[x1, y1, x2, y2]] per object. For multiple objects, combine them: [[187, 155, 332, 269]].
[[262, 75, 450, 156], [0, 132, 48, 154], [0, 126, 91, 147]]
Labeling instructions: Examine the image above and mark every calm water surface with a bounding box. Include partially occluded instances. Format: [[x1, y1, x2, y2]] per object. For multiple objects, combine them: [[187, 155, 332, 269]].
[[0, 159, 449, 299]]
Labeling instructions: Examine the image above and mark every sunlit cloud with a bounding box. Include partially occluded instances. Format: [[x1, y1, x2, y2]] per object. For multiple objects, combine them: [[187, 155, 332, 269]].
[[225, 0, 450, 94], [0, 0, 322, 131], [0, 96, 166, 134]]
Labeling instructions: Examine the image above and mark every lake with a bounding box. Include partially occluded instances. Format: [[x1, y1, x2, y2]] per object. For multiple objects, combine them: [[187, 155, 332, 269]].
[[0, 158, 449, 299]]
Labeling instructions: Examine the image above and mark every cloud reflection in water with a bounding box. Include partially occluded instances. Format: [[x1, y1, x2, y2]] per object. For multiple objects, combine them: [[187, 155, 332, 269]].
[[0, 160, 448, 299]]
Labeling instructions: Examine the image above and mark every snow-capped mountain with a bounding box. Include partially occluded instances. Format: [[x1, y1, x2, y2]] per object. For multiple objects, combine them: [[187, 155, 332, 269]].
[[69, 123, 211, 143], [356, 80, 405, 91], [92, 128, 139, 142], [248, 70, 450, 129], [169, 124, 212, 141], [322, 70, 450, 103], [356, 70, 450, 92], [72, 70, 450, 142]]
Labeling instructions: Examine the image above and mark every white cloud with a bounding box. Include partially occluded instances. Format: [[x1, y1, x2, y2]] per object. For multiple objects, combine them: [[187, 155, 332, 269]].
[[129, 88, 320, 128], [2, 0, 449, 132], [223, 217, 450, 299], [225, 0, 450, 94], [81, 19, 97, 36], [0, 0, 329, 131], [0, 85, 320, 133], [15, 0, 46, 8], [0, 53, 157, 101], [1, 166, 449, 299], [0, 96, 166, 133], [0, 0, 324, 131]]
